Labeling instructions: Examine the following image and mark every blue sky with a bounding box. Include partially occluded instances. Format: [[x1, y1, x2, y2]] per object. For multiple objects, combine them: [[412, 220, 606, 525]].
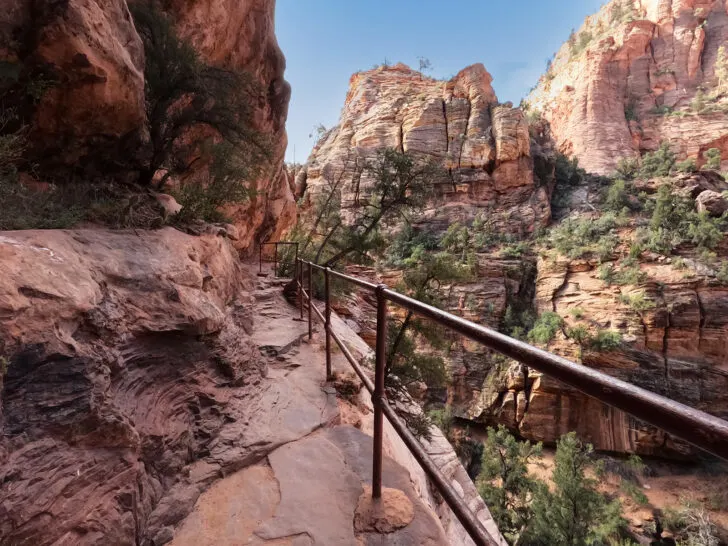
[[276, 0, 605, 163]]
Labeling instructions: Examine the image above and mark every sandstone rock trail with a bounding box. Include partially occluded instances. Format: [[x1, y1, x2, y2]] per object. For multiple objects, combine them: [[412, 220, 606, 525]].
[[167, 267, 450, 545]]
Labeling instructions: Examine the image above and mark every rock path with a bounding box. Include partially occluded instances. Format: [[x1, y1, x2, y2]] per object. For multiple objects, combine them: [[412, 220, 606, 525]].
[[168, 269, 448, 545]]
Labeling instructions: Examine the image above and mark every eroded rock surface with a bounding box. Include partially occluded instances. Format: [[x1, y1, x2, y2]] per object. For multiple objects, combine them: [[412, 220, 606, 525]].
[[299, 63, 551, 233], [528, 0, 728, 174], [0, 231, 327, 545]]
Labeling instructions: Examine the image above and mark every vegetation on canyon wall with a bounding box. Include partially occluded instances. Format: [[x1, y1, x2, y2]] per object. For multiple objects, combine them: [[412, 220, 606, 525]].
[[0, 2, 269, 230]]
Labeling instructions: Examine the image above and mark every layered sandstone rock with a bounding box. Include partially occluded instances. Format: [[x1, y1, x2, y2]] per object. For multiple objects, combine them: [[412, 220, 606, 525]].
[[527, 0, 728, 174], [0, 0, 294, 249], [163, 0, 295, 249], [0, 229, 264, 544], [299, 63, 551, 232]]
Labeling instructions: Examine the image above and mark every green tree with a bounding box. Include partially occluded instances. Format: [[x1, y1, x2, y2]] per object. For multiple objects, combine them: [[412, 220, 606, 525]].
[[478, 426, 544, 544], [384, 244, 474, 437], [703, 148, 722, 170], [311, 148, 442, 266], [715, 45, 728, 92], [640, 142, 676, 178], [528, 433, 626, 545], [131, 2, 270, 195]]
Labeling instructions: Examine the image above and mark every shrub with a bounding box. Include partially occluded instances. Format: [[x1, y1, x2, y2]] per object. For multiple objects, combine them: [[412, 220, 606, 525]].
[[566, 325, 591, 346], [639, 142, 676, 178], [604, 179, 633, 212], [549, 213, 618, 259], [662, 502, 719, 546], [527, 312, 564, 345], [131, 2, 270, 215], [716, 46, 728, 92], [618, 291, 656, 312], [551, 154, 586, 213], [676, 157, 698, 173], [501, 242, 530, 259], [427, 407, 454, 438], [590, 330, 623, 351], [716, 261, 728, 284], [704, 148, 722, 170], [528, 433, 627, 545], [615, 157, 640, 180], [569, 307, 585, 319]]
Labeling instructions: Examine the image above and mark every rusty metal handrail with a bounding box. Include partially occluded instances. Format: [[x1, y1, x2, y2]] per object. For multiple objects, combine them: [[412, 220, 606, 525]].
[[259, 241, 298, 277], [287, 255, 728, 546]]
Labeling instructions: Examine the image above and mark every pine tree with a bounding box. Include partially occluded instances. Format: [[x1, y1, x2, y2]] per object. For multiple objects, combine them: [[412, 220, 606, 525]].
[[477, 426, 543, 544], [527, 433, 625, 546]]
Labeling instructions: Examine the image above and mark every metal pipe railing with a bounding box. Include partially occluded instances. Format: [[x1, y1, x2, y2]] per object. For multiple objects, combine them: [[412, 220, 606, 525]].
[[277, 252, 728, 546], [259, 242, 299, 277]]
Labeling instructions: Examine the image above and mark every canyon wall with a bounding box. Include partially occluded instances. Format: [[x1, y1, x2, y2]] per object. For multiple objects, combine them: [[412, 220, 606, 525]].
[[299, 63, 552, 233], [527, 0, 728, 174], [0, 0, 295, 249]]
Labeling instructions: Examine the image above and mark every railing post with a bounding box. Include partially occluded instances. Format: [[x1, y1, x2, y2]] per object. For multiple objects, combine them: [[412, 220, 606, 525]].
[[307, 261, 313, 340], [298, 259, 304, 320], [372, 284, 388, 500], [273, 243, 278, 278], [324, 267, 332, 381]]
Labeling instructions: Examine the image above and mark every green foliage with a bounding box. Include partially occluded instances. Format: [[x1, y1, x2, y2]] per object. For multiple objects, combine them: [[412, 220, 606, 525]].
[[704, 148, 722, 170], [639, 142, 676, 178], [427, 407, 454, 437], [603, 179, 640, 213], [675, 158, 698, 173], [501, 242, 530, 259], [624, 100, 638, 122], [717, 261, 728, 284], [645, 185, 726, 254], [527, 312, 564, 345], [716, 46, 728, 92], [502, 304, 536, 341], [478, 426, 543, 544], [548, 213, 619, 259], [618, 291, 656, 312], [570, 30, 593, 57], [570, 307, 585, 319], [528, 433, 627, 546], [589, 330, 623, 352], [314, 148, 442, 267], [131, 2, 269, 218], [566, 325, 591, 346], [615, 157, 640, 180]]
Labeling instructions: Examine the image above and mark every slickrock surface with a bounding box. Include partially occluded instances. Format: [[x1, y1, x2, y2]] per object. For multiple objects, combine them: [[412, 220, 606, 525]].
[[528, 0, 728, 174], [299, 63, 551, 233]]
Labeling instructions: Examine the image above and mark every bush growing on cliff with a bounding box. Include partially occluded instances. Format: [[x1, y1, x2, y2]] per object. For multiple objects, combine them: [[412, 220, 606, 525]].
[[704, 148, 722, 170], [527, 312, 564, 345], [639, 142, 676, 178], [131, 2, 270, 218], [548, 212, 619, 259], [303, 148, 442, 266]]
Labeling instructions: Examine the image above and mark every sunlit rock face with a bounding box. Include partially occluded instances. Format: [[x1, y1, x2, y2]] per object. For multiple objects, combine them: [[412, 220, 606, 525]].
[[528, 0, 728, 175], [299, 62, 552, 233]]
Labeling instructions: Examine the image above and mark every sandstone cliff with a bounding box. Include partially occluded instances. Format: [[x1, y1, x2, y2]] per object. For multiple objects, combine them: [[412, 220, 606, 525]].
[[299, 63, 551, 233], [0, 0, 295, 249], [527, 0, 728, 175]]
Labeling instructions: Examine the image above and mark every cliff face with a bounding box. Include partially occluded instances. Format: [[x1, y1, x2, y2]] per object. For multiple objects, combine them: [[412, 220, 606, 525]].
[[0, 229, 264, 544], [527, 0, 728, 174], [0, 0, 295, 249], [299, 63, 551, 233]]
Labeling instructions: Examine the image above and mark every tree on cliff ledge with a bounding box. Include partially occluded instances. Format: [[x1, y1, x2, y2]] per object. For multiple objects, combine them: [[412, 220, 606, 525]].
[[131, 1, 270, 217], [305, 148, 442, 267]]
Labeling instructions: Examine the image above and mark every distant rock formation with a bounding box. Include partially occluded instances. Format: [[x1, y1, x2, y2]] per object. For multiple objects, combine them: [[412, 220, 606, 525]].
[[528, 0, 728, 174], [299, 63, 552, 234]]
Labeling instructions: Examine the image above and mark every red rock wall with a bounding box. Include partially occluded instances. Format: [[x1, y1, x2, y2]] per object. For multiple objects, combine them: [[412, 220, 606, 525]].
[[0, 0, 295, 250], [528, 0, 728, 174]]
